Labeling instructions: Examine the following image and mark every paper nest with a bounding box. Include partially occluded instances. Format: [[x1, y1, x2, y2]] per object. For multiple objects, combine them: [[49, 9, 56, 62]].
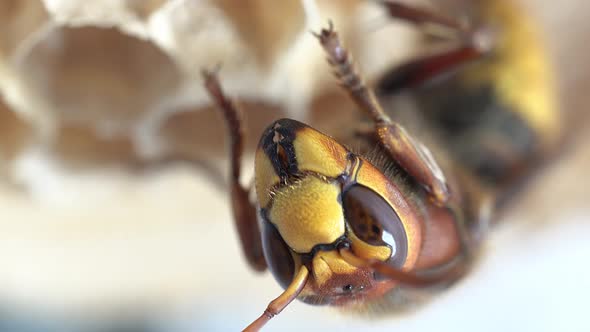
[[0, 0, 424, 193]]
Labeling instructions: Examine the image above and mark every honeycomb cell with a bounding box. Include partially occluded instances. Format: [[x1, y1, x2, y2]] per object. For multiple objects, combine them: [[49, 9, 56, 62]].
[[16, 26, 181, 133], [214, 0, 305, 66]]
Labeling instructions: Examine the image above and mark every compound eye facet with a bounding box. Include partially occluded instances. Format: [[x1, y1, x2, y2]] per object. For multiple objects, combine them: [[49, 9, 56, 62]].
[[343, 185, 408, 269]]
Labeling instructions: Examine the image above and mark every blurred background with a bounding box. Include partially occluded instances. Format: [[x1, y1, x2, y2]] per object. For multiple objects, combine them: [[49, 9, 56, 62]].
[[0, 0, 589, 331]]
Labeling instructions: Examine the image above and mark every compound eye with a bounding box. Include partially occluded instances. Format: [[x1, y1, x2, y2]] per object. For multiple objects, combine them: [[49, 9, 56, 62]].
[[342, 185, 408, 269], [262, 220, 295, 290]]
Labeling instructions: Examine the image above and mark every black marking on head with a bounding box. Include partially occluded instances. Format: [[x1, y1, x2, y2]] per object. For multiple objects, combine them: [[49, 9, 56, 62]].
[[303, 236, 350, 261], [259, 119, 307, 181]]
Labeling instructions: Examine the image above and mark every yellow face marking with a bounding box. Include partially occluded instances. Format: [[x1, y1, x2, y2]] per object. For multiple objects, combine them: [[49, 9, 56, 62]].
[[355, 159, 422, 270], [269, 176, 345, 253], [312, 250, 358, 288], [254, 148, 280, 208], [293, 127, 348, 177], [347, 229, 391, 262]]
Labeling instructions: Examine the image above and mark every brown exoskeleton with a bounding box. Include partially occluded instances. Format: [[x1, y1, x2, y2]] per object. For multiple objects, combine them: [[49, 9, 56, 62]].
[[203, 1, 559, 331]]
